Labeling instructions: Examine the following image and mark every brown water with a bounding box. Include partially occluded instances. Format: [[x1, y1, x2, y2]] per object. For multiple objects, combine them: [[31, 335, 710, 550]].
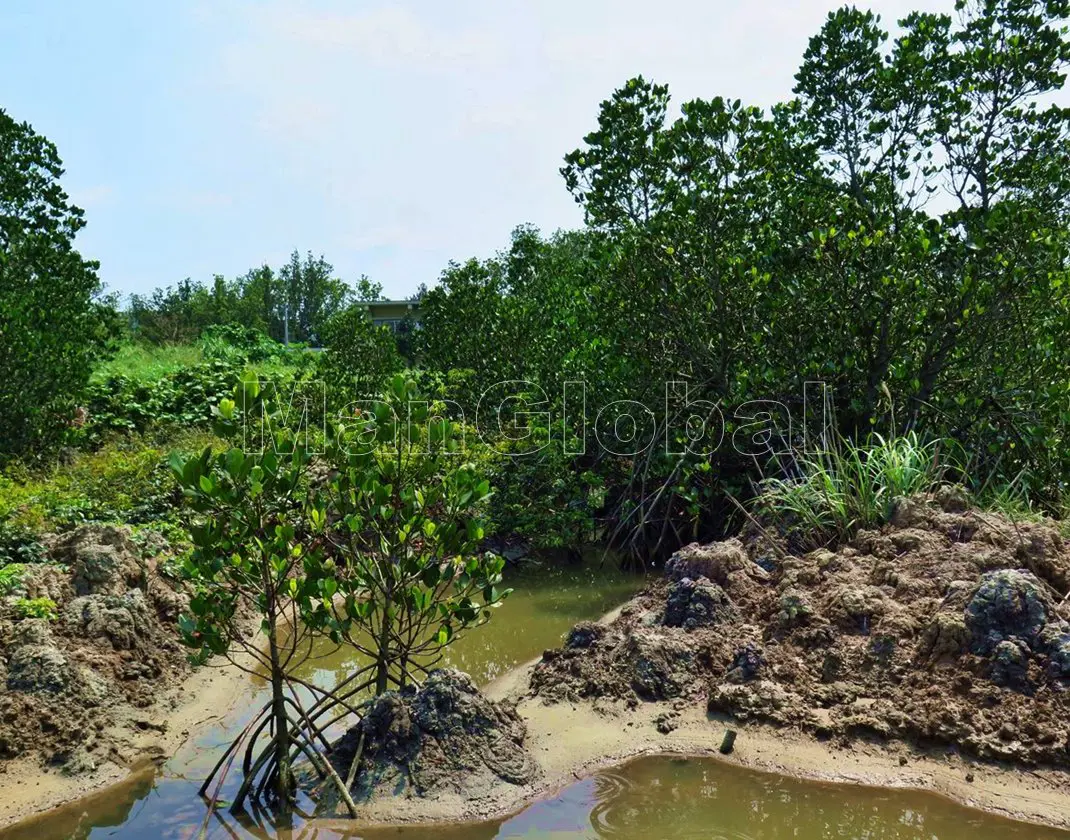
[[350, 755, 1070, 840], [2, 560, 1067, 840]]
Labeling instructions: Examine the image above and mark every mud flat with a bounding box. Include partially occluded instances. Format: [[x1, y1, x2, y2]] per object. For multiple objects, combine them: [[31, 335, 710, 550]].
[[312, 656, 1070, 835], [0, 525, 254, 828], [314, 492, 1070, 832], [0, 654, 251, 828]]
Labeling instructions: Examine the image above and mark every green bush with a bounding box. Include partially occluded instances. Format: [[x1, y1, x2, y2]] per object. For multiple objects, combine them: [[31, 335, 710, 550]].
[[0, 431, 221, 532], [81, 330, 321, 445], [0, 522, 46, 566], [320, 304, 404, 403], [0, 564, 25, 594]]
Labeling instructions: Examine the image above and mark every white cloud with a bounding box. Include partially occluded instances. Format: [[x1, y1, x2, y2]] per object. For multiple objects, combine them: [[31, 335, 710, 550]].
[[198, 0, 955, 295]]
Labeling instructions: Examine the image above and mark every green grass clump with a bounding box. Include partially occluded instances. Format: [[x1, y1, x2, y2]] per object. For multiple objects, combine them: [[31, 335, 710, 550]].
[[755, 432, 947, 549], [92, 342, 204, 383], [975, 479, 1046, 524]]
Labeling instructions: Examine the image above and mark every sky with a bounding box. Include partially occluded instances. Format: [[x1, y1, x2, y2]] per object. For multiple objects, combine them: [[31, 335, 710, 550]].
[[0, 0, 950, 301]]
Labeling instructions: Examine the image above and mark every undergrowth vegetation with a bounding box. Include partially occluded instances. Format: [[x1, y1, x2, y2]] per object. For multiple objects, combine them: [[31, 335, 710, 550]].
[[0, 431, 222, 535], [91, 341, 204, 383], [753, 433, 948, 550]]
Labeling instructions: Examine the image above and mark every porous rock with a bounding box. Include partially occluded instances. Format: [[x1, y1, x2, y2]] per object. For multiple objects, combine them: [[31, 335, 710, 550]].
[[665, 540, 751, 585], [565, 621, 604, 650], [6, 645, 70, 693], [619, 632, 696, 700], [662, 577, 736, 630], [965, 569, 1050, 655], [990, 640, 1030, 691], [64, 591, 154, 650], [50, 525, 146, 596]]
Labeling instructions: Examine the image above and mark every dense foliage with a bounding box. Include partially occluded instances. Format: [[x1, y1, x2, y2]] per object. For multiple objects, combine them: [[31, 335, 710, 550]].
[[80, 328, 319, 445], [0, 108, 109, 459], [319, 304, 405, 404], [414, 0, 1070, 556], [4, 0, 1070, 567]]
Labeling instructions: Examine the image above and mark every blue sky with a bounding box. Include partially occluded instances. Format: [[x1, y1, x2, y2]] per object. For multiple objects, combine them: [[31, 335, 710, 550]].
[[1, 1, 948, 301]]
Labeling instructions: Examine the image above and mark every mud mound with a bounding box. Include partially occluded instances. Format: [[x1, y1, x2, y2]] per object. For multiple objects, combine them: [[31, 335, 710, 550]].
[[531, 493, 1070, 767], [330, 670, 538, 804], [0, 524, 191, 774]]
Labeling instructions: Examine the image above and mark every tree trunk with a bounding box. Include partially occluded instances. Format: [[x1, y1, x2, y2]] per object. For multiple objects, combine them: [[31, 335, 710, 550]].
[[375, 602, 392, 695], [267, 618, 293, 823]]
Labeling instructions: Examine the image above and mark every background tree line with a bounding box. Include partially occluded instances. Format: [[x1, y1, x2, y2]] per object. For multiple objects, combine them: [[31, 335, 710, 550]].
[[128, 252, 384, 346]]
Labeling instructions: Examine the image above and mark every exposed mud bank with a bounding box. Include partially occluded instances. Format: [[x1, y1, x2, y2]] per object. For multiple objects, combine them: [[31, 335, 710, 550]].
[[314, 493, 1070, 832], [533, 492, 1070, 765], [0, 525, 252, 828], [311, 661, 1070, 833]]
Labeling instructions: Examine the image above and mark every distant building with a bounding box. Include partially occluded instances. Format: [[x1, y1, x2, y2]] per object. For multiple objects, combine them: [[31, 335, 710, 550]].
[[358, 300, 422, 332]]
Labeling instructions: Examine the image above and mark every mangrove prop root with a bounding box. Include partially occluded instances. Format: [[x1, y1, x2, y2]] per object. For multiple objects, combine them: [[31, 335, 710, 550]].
[[231, 731, 282, 814], [343, 729, 366, 794], [290, 731, 360, 819], [200, 702, 272, 797], [242, 713, 275, 778], [209, 680, 373, 817]]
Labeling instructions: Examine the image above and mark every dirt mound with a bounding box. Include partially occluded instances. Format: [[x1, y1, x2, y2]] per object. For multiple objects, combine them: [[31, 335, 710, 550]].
[[0, 524, 191, 774], [329, 670, 538, 805], [531, 493, 1070, 767]]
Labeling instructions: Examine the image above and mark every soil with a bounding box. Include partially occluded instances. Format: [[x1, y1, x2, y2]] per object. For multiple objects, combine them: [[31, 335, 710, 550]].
[[529, 491, 1070, 766], [0, 524, 251, 828], [314, 656, 1070, 833], [312, 495, 1070, 832], [318, 670, 538, 815]]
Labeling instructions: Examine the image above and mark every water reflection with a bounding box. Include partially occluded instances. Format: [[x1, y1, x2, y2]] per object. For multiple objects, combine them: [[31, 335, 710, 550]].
[[351, 756, 1070, 840]]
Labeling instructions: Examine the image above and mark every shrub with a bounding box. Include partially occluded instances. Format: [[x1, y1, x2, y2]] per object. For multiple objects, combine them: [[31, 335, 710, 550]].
[[0, 564, 25, 594], [0, 522, 46, 566], [199, 324, 282, 362], [320, 304, 404, 403], [0, 431, 220, 532], [170, 372, 508, 816]]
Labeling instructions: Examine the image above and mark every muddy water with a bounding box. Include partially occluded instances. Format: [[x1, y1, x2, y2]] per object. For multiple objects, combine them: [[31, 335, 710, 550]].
[[0, 559, 641, 840], [348, 755, 1070, 840], [3, 561, 1068, 840]]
